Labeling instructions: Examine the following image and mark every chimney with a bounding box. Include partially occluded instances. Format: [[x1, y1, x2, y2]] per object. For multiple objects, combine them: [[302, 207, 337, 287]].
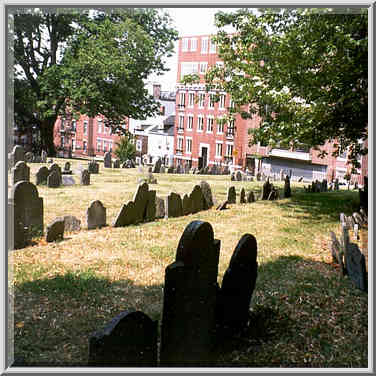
[[153, 84, 161, 100]]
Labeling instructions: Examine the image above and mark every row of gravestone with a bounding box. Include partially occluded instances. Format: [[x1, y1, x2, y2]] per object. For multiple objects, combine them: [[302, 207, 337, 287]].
[[88, 220, 258, 366], [304, 179, 337, 193], [329, 212, 368, 292], [8, 145, 48, 170]]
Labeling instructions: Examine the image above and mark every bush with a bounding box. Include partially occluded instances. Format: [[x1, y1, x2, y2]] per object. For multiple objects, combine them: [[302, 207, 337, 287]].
[[114, 135, 136, 163]]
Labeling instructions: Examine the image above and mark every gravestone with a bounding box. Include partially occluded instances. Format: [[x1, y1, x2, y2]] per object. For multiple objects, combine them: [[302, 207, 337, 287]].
[[239, 188, 246, 204], [62, 175, 76, 186], [63, 215, 81, 232], [80, 169, 90, 185], [190, 185, 205, 214], [329, 231, 345, 275], [334, 178, 339, 191], [87, 200, 106, 229], [62, 162, 72, 175], [345, 243, 367, 292], [88, 310, 158, 367], [113, 201, 137, 227], [284, 175, 291, 198], [35, 166, 49, 185], [165, 192, 183, 219], [48, 163, 62, 186], [46, 218, 65, 242], [47, 170, 61, 188], [262, 178, 272, 200], [267, 186, 279, 200], [227, 186, 236, 204], [230, 172, 235, 181], [132, 182, 149, 224], [12, 145, 25, 165], [167, 166, 174, 174], [41, 150, 47, 163], [200, 181, 214, 209], [11, 181, 43, 249], [11, 161, 30, 185], [235, 170, 243, 181], [216, 201, 228, 211], [182, 193, 192, 216], [145, 190, 156, 222], [152, 158, 162, 173], [246, 191, 255, 203], [160, 221, 220, 366], [217, 234, 258, 334], [113, 159, 120, 168], [155, 196, 165, 219], [176, 165, 182, 174], [88, 161, 99, 174], [104, 152, 112, 168], [25, 151, 33, 163]]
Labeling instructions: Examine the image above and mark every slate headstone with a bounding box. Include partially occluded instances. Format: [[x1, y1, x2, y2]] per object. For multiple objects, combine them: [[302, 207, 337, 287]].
[[104, 152, 112, 168], [87, 200, 106, 229], [235, 170, 243, 181], [262, 178, 272, 200], [80, 169, 90, 185], [11, 161, 30, 185], [189, 185, 205, 214], [216, 201, 228, 211], [88, 310, 158, 367], [46, 218, 65, 242], [182, 193, 192, 216], [345, 243, 367, 292], [25, 151, 33, 163], [165, 192, 183, 219], [284, 175, 291, 198], [63, 215, 81, 232], [12, 145, 25, 166], [47, 171, 61, 188], [239, 188, 246, 204], [155, 196, 165, 219], [227, 186, 236, 204], [145, 190, 156, 222], [113, 201, 137, 227], [329, 231, 345, 275], [132, 182, 149, 224], [160, 221, 220, 366], [200, 181, 214, 209], [152, 158, 162, 173], [62, 161, 72, 174], [88, 161, 99, 174], [113, 159, 120, 169], [36, 166, 49, 185], [246, 191, 255, 203], [48, 163, 62, 185]]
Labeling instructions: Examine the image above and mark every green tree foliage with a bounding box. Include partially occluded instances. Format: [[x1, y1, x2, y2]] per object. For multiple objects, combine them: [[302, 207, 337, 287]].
[[12, 8, 178, 156], [191, 8, 368, 167], [114, 134, 136, 162]]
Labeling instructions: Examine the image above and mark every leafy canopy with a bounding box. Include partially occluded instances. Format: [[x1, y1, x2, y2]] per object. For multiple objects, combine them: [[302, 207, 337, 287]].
[[184, 8, 368, 167]]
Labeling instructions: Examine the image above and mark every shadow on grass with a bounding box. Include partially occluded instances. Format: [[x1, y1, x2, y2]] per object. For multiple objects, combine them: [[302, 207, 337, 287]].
[[275, 189, 360, 222]]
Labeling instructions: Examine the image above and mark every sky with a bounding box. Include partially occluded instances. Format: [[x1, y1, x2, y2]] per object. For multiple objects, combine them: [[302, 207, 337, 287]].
[[148, 7, 244, 91]]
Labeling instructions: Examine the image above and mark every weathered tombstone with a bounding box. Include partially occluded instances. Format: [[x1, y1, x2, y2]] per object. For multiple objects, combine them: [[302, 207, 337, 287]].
[[12, 145, 25, 165], [345, 243, 367, 292], [152, 158, 162, 173], [41, 150, 47, 163], [217, 234, 258, 334], [88, 310, 158, 367], [227, 186, 236, 204], [35, 166, 49, 185], [322, 179, 328, 192], [230, 172, 235, 181], [62, 175, 76, 186], [262, 178, 272, 200], [46, 218, 65, 242], [200, 181, 214, 209], [284, 175, 291, 198], [113, 159, 120, 169], [47, 170, 61, 188], [145, 190, 156, 222], [24, 151, 33, 163], [235, 170, 242, 181], [190, 185, 205, 214], [11, 161, 30, 185], [239, 188, 246, 204], [88, 161, 99, 174], [62, 161, 72, 175], [165, 192, 183, 219], [160, 221, 220, 366], [329, 231, 345, 275], [155, 196, 165, 219], [48, 163, 62, 185], [113, 201, 137, 227], [267, 186, 279, 200], [132, 182, 149, 224], [182, 193, 193, 216], [63, 215, 81, 232], [80, 169, 90, 185], [87, 200, 106, 229], [11, 181, 43, 249], [216, 201, 228, 211], [104, 152, 112, 168], [246, 191, 255, 203]]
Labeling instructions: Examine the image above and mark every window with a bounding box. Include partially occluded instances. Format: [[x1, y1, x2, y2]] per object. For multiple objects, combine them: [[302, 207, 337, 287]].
[[210, 39, 216, 53], [209, 94, 215, 109], [182, 38, 189, 52], [200, 62, 208, 74], [187, 115, 193, 130], [226, 143, 233, 157], [180, 62, 199, 79], [136, 139, 142, 152], [227, 119, 235, 137], [207, 117, 214, 133], [97, 140, 101, 152], [197, 116, 204, 132], [177, 137, 184, 153], [216, 142, 223, 157], [201, 37, 209, 53], [219, 94, 226, 109], [188, 92, 195, 107], [178, 114, 184, 131], [83, 121, 88, 135], [186, 138, 192, 153], [179, 92, 186, 108], [190, 38, 197, 51], [217, 118, 224, 134], [198, 93, 205, 108], [72, 120, 77, 132], [97, 119, 102, 133]]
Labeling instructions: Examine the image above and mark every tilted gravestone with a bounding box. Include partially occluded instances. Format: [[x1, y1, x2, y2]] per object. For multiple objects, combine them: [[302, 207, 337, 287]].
[[239, 188, 246, 204], [262, 178, 272, 200], [104, 152, 112, 168], [88, 161, 99, 174], [88, 310, 158, 367], [87, 200, 106, 230], [113, 201, 137, 227], [11, 161, 30, 185], [345, 243, 367, 292], [216, 200, 228, 211], [284, 175, 291, 198], [217, 234, 258, 334], [80, 169, 90, 185], [182, 193, 192, 216], [227, 186, 236, 204], [113, 159, 120, 168], [246, 191, 255, 203], [200, 181, 214, 209], [47, 170, 61, 188], [46, 218, 65, 242], [165, 192, 183, 219], [160, 221, 220, 366], [155, 196, 165, 219], [189, 185, 205, 214], [62, 215, 81, 232], [35, 166, 49, 185], [11, 181, 43, 249], [152, 158, 162, 173]]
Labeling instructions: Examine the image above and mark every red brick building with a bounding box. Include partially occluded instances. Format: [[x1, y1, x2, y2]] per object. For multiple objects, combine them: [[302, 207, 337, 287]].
[[174, 34, 366, 184]]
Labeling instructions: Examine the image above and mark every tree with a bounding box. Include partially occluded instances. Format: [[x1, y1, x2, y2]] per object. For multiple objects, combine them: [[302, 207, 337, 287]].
[[12, 8, 178, 156], [114, 134, 136, 162], [190, 8, 367, 167]]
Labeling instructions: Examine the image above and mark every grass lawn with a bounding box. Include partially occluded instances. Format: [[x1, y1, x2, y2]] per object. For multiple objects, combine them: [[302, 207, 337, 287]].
[[9, 158, 368, 367]]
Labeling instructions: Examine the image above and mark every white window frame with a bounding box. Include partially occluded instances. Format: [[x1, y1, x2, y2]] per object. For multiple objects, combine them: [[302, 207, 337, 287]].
[[97, 119, 102, 134], [201, 37, 209, 53], [179, 91, 186, 107], [178, 114, 185, 130], [215, 141, 223, 158], [226, 143, 234, 158], [190, 38, 197, 51], [219, 93, 226, 109], [210, 39, 216, 53], [182, 38, 189, 52], [200, 62, 208, 74], [217, 117, 224, 134], [96, 139, 101, 152], [206, 116, 214, 133], [197, 115, 204, 132], [177, 136, 184, 152], [188, 92, 195, 108], [83, 120, 88, 135], [186, 137, 192, 154], [208, 93, 215, 109], [198, 92, 205, 108], [187, 114, 194, 131]]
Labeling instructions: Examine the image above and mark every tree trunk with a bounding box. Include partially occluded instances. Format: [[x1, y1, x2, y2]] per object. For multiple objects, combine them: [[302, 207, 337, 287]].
[[40, 118, 57, 157]]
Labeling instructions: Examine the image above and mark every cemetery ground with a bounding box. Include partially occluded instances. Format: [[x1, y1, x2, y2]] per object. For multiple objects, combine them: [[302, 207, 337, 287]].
[[10, 159, 367, 367]]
